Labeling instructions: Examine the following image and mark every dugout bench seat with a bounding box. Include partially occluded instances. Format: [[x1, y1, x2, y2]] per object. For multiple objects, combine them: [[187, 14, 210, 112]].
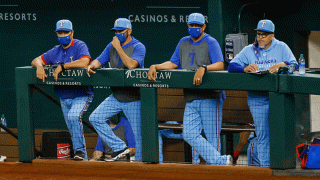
[[158, 88, 255, 162], [158, 123, 255, 161]]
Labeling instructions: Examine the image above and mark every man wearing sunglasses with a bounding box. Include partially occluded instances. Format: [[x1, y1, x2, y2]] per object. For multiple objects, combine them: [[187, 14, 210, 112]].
[[228, 20, 297, 166]]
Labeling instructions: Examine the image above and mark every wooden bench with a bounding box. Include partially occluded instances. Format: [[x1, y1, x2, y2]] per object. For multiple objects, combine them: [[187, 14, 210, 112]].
[[157, 88, 255, 162]]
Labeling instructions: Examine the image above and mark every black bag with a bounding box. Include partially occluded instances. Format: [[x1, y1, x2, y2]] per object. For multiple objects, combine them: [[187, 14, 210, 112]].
[[42, 131, 73, 158]]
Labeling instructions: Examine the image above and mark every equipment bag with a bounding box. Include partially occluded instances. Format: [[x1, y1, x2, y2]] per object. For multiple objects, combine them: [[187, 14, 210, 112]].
[[42, 131, 73, 158], [296, 142, 320, 169]]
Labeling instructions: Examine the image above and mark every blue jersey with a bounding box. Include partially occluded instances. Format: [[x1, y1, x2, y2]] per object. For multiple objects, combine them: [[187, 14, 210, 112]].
[[96, 37, 146, 102], [170, 33, 225, 102], [229, 38, 297, 98], [170, 33, 224, 69], [230, 38, 297, 70], [41, 39, 94, 99], [97, 36, 145, 68], [95, 117, 135, 152]]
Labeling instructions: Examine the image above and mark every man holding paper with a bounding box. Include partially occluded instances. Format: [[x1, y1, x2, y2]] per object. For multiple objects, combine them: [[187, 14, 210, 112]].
[[228, 19, 296, 74], [227, 19, 297, 166]]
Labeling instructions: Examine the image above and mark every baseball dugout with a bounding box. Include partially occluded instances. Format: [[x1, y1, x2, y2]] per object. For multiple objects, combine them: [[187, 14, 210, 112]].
[[16, 67, 303, 169]]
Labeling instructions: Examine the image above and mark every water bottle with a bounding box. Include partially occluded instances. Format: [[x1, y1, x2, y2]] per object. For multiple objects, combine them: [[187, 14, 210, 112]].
[[1, 114, 6, 132], [299, 54, 305, 75]]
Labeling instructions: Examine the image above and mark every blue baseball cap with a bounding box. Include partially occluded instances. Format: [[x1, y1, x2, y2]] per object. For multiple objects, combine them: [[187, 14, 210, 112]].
[[111, 18, 132, 31], [187, 13, 205, 25], [254, 19, 275, 33], [55, 19, 73, 32]]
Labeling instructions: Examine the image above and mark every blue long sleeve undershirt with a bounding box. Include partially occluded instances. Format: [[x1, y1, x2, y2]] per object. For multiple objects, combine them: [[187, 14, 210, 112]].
[[227, 62, 245, 73]]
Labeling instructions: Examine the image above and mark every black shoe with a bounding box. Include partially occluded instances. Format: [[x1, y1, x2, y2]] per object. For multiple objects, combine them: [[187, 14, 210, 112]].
[[105, 148, 130, 162], [73, 151, 85, 161]]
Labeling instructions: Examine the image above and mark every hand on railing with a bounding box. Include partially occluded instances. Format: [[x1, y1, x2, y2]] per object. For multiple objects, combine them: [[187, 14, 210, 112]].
[[53, 65, 63, 81], [87, 60, 102, 77], [87, 65, 96, 77], [36, 66, 47, 82], [244, 64, 259, 73], [193, 67, 205, 85], [148, 65, 157, 81]]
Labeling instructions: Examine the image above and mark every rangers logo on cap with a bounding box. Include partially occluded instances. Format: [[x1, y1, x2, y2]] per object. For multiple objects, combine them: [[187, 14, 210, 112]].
[[111, 18, 132, 31], [254, 19, 275, 33], [187, 13, 204, 25], [56, 19, 73, 32], [194, 15, 198, 20]]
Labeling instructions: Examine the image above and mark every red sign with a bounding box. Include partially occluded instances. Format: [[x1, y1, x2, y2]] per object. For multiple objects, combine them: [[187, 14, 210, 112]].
[[57, 143, 70, 159]]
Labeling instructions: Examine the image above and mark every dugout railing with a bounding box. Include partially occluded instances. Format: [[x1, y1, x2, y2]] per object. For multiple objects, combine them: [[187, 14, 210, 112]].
[[15, 66, 311, 169]]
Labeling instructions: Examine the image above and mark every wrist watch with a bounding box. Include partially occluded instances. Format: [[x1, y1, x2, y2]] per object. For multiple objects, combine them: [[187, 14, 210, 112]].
[[60, 62, 66, 72], [201, 65, 207, 72]]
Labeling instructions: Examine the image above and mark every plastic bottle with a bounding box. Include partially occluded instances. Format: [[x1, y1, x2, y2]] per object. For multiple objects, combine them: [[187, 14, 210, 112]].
[[1, 114, 6, 132], [299, 54, 305, 75]]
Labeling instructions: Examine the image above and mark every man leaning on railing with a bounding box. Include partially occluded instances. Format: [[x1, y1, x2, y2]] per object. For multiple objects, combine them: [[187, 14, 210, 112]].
[[148, 12, 232, 166], [31, 19, 93, 161], [227, 19, 297, 167], [87, 18, 146, 162]]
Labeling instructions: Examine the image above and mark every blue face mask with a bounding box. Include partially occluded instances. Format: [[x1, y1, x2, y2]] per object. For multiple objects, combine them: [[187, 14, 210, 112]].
[[188, 28, 202, 39], [58, 35, 71, 46], [116, 32, 127, 43]]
